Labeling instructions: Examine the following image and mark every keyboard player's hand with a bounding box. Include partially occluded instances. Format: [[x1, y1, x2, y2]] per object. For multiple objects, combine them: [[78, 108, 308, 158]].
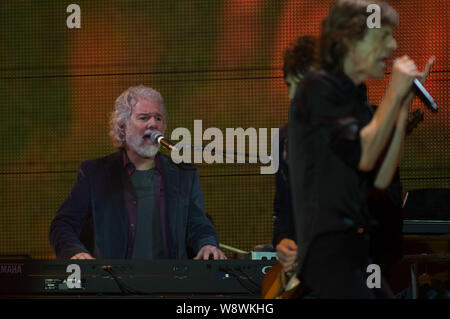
[[194, 245, 227, 260], [71, 252, 95, 260]]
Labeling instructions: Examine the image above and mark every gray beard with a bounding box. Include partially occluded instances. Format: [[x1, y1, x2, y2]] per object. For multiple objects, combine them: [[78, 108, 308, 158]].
[[125, 130, 160, 158]]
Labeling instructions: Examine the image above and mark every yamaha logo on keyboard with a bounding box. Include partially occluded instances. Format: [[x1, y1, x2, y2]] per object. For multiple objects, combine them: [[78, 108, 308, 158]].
[[0, 263, 23, 275]]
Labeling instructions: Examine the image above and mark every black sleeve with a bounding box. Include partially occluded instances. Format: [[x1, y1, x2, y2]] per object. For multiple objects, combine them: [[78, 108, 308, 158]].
[[329, 115, 362, 169], [49, 161, 91, 259], [302, 73, 362, 170], [186, 168, 219, 253], [272, 126, 296, 247]]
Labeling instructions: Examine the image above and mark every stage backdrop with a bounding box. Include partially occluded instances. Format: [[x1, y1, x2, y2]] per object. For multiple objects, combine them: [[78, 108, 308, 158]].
[[0, 0, 448, 258]]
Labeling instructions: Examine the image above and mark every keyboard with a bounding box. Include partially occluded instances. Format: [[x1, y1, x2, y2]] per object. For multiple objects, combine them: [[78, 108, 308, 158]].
[[0, 258, 277, 297]]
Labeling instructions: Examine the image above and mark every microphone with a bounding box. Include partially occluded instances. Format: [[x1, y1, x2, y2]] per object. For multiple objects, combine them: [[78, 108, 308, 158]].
[[412, 78, 438, 113], [150, 131, 272, 163], [150, 131, 176, 150]]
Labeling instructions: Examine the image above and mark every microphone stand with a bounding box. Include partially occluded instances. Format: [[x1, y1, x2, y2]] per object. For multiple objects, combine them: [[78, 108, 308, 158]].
[[172, 143, 273, 163]]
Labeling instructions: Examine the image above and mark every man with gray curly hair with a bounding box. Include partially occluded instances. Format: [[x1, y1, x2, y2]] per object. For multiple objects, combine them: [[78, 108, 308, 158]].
[[50, 85, 225, 261], [110, 85, 166, 158]]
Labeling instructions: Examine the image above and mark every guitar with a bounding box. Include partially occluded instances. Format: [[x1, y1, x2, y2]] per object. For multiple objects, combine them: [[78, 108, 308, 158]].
[[261, 262, 301, 299]]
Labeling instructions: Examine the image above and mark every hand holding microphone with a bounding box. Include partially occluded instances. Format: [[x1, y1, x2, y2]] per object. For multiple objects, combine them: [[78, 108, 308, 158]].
[[390, 56, 421, 99], [391, 56, 438, 112], [412, 56, 437, 112]]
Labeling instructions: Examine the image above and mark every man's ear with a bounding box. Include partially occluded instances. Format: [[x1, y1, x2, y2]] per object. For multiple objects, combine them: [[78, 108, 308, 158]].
[[119, 124, 126, 139]]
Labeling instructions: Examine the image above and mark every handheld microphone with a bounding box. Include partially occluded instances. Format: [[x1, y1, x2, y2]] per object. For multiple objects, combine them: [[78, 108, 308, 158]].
[[150, 131, 176, 150], [412, 78, 438, 113]]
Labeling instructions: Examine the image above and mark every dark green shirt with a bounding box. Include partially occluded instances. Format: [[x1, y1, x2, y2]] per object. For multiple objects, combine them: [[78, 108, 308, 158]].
[[130, 168, 164, 259]]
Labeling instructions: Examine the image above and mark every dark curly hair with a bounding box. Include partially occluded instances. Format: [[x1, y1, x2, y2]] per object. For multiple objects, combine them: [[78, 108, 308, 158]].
[[317, 0, 398, 75], [283, 35, 316, 79]]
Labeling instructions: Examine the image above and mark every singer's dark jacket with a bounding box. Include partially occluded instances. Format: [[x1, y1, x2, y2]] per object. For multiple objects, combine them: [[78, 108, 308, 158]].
[[49, 150, 219, 259], [288, 70, 375, 272]]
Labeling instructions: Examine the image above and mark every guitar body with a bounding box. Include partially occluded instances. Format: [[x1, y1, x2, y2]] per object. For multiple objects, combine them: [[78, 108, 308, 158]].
[[261, 262, 301, 299]]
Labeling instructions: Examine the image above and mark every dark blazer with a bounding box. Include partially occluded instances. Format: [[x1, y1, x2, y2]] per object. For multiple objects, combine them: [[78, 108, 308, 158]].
[[272, 124, 296, 247], [49, 151, 219, 259]]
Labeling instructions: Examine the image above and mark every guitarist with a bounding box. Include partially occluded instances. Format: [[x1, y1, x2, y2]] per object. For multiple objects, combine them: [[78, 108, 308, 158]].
[[272, 36, 316, 277]]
